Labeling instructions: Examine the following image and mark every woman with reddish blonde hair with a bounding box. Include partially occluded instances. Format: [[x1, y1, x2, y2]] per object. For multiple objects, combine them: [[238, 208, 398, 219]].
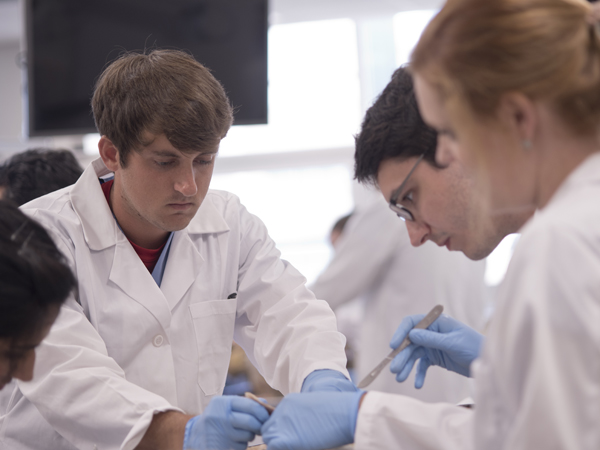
[[393, 0, 600, 448], [259, 0, 600, 449]]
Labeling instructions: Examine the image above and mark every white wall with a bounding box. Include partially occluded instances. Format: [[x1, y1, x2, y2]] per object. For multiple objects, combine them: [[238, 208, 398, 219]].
[[0, 41, 21, 141], [0, 0, 22, 151], [0, 0, 444, 158]]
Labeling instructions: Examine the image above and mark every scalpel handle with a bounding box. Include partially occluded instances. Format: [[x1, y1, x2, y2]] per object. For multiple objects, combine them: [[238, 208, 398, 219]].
[[244, 392, 276, 415], [356, 305, 443, 389]]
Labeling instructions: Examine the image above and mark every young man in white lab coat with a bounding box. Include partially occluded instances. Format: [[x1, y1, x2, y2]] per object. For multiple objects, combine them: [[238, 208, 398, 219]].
[[0, 50, 354, 450], [310, 122, 487, 402], [260, 67, 533, 450]]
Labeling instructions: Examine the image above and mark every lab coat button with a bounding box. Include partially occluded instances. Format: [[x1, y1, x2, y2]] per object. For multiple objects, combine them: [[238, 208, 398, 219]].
[[153, 335, 164, 347]]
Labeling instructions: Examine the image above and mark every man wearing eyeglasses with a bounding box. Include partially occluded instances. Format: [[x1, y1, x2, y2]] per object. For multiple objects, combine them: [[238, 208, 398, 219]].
[[357, 89, 527, 262], [310, 67, 487, 404], [259, 67, 532, 450]]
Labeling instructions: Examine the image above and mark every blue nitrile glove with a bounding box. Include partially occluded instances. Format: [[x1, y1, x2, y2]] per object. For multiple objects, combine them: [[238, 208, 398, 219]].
[[389, 314, 484, 389], [301, 369, 358, 393], [183, 395, 269, 450], [261, 391, 364, 450]]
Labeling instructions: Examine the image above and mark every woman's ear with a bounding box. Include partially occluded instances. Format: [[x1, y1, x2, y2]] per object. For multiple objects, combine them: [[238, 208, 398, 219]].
[[98, 136, 121, 172], [498, 92, 538, 150]]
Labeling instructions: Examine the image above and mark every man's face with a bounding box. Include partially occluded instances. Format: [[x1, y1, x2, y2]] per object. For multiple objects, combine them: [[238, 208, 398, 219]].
[[110, 134, 218, 247], [377, 156, 509, 260]]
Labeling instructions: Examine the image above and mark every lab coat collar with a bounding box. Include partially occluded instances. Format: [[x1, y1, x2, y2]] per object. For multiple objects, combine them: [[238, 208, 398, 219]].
[[109, 234, 173, 330], [186, 194, 230, 235], [70, 158, 229, 251], [550, 151, 600, 204], [70, 158, 119, 251]]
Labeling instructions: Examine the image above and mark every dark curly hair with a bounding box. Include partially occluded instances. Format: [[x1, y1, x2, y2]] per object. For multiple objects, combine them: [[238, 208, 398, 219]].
[[0, 148, 83, 206], [354, 66, 440, 186]]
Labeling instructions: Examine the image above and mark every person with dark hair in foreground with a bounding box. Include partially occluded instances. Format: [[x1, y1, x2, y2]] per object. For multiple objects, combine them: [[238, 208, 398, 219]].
[[0, 201, 76, 391], [0, 148, 83, 206], [0, 49, 353, 450]]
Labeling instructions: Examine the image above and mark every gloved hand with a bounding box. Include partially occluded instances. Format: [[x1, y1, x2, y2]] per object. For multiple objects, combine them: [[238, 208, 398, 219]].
[[301, 369, 358, 393], [261, 391, 363, 450], [183, 395, 269, 450], [389, 314, 484, 389]]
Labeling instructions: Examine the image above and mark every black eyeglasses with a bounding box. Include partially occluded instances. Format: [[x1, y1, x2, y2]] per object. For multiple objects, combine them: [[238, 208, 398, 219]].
[[389, 153, 424, 222]]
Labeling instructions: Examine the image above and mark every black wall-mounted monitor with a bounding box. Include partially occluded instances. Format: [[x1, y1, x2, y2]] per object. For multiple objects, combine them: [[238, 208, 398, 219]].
[[25, 0, 268, 137]]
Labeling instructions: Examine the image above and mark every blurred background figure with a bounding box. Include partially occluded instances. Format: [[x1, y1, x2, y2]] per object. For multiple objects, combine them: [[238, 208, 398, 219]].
[[0, 148, 83, 206], [311, 190, 487, 403], [320, 212, 364, 381], [329, 213, 353, 248]]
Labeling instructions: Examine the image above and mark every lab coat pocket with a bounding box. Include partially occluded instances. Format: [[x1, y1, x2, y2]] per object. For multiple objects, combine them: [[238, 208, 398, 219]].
[[189, 298, 237, 396]]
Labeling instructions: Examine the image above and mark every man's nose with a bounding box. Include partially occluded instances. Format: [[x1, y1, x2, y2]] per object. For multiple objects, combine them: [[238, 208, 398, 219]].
[[405, 220, 430, 247], [174, 166, 198, 197]]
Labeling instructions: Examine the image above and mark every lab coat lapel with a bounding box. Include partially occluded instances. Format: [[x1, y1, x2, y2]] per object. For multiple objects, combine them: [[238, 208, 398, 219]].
[[160, 193, 230, 311], [109, 235, 173, 333], [70, 158, 118, 251], [75, 159, 173, 332], [160, 231, 204, 311]]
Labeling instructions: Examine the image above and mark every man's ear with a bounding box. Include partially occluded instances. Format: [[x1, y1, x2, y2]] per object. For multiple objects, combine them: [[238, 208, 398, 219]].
[[98, 136, 121, 172]]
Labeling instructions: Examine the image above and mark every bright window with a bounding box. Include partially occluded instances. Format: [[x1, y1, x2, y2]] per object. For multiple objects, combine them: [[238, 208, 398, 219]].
[[393, 10, 438, 66], [219, 19, 361, 156], [210, 165, 353, 283], [84, 19, 361, 158]]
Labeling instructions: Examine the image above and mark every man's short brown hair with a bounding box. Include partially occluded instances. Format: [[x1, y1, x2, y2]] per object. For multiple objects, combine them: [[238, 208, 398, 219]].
[[92, 49, 233, 166]]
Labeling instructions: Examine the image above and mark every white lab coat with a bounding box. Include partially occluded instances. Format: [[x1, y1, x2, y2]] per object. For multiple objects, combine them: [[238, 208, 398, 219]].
[[354, 152, 600, 449], [311, 195, 486, 403], [0, 158, 348, 450]]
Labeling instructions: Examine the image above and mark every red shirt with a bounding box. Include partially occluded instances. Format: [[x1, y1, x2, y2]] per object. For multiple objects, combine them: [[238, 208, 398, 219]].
[[101, 179, 165, 272]]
